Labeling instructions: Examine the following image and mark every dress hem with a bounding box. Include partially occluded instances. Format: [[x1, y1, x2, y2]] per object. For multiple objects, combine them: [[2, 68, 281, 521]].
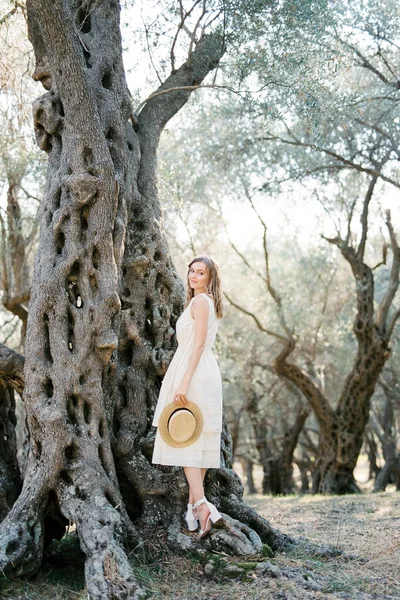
[[152, 460, 221, 468]]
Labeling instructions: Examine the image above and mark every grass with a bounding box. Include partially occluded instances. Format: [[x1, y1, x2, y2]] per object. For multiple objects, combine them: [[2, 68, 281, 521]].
[[1, 490, 399, 599]]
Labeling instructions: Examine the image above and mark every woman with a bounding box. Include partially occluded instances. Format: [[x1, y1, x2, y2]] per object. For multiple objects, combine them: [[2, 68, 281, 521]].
[[152, 255, 223, 538]]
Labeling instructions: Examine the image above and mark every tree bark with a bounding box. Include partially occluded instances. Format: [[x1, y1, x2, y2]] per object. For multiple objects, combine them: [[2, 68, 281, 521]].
[[1, 177, 30, 344], [247, 390, 309, 495], [239, 457, 257, 494], [0, 345, 25, 396], [0, 1, 288, 596], [371, 388, 399, 492], [364, 429, 380, 481], [0, 1, 141, 596], [0, 380, 21, 522]]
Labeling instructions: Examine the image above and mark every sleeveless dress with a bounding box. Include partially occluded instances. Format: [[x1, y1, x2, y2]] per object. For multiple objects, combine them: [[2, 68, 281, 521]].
[[152, 293, 223, 468]]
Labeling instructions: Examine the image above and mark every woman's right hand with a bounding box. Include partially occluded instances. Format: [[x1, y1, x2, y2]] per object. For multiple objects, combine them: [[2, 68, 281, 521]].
[[173, 382, 189, 406]]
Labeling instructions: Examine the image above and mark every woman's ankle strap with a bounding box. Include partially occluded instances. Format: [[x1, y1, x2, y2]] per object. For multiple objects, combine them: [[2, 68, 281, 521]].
[[193, 496, 207, 509]]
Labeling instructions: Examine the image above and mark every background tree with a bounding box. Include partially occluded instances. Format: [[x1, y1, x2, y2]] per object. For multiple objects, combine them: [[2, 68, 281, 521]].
[[369, 360, 400, 492], [154, 0, 400, 494], [0, 0, 43, 348], [0, 0, 42, 532]]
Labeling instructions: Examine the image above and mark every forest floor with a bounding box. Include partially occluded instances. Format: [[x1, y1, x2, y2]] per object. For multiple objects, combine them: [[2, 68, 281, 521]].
[[0, 488, 399, 600]]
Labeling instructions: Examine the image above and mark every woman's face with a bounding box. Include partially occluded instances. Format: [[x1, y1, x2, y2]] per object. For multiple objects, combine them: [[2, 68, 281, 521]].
[[188, 261, 209, 293]]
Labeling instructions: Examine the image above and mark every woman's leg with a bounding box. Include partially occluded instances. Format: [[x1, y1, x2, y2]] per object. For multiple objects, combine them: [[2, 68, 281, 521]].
[[184, 467, 204, 503], [187, 468, 208, 504], [184, 467, 210, 528]]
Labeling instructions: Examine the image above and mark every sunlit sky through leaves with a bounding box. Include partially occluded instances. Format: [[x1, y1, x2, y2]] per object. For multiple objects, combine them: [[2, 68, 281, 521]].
[[121, 1, 399, 252]]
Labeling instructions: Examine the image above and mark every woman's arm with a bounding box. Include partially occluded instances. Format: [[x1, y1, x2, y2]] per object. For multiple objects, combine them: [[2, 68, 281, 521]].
[[174, 295, 209, 406]]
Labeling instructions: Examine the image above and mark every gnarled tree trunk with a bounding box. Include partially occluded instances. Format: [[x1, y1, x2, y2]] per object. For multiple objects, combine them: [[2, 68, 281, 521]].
[[275, 184, 400, 494], [0, 1, 289, 597], [239, 457, 257, 494], [371, 380, 399, 492], [364, 429, 380, 481], [247, 390, 309, 495], [1, 176, 31, 345], [0, 1, 141, 596]]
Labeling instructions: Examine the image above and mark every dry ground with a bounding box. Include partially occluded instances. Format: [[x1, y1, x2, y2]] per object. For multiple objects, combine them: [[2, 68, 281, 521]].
[[247, 490, 400, 600], [1, 488, 399, 600]]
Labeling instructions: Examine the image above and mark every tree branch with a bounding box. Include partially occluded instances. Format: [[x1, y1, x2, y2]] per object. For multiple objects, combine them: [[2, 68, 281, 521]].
[[274, 340, 334, 429], [0, 210, 9, 295], [337, 36, 399, 87], [386, 308, 400, 341], [135, 83, 237, 115], [3, 290, 30, 323], [224, 292, 287, 341], [0, 3, 19, 26], [285, 405, 311, 461], [137, 31, 225, 143], [170, 0, 203, 72], [222, 222, 266, 285], [357, 175, 378, 261], [376, 210, 400, 336], [240, 183, 293, 339], [255, 134, 400, 189]]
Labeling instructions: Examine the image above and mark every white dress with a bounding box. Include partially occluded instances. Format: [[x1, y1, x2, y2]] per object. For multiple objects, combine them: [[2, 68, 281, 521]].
[[152, 293, 222, 468]]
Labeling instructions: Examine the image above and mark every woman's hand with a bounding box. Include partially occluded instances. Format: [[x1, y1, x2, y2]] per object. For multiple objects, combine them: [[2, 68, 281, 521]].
[[174, 382, 189, 406]]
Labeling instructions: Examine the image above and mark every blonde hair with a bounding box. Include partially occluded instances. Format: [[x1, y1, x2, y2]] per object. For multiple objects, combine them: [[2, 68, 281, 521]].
[[185, 255, 223, 319]]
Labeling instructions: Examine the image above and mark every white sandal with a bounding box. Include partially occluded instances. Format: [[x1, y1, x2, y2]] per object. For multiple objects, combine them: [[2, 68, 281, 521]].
[[193, 496, 222, 539], [185, 503, 198, 531]]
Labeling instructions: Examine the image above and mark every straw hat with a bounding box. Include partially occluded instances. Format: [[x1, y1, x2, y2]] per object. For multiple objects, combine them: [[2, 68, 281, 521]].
[[158, 401, 203, 448]]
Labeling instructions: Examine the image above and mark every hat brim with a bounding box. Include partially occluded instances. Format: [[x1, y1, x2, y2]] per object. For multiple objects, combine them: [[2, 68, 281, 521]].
[[158, 401, 203, 448]]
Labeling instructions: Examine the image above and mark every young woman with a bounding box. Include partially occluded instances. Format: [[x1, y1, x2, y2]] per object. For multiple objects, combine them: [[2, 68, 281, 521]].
[[152, 255, 223, 538]]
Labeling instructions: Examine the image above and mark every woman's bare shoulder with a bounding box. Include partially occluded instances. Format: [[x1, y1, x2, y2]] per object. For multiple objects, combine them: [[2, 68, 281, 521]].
[[191, 294, 210, 317]]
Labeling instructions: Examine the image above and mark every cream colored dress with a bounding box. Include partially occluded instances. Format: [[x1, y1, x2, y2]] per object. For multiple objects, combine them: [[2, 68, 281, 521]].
[[152, 293, 222, 468]]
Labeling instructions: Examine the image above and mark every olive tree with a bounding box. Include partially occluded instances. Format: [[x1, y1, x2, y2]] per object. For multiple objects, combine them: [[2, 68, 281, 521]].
[[0, 1, 289, 597]]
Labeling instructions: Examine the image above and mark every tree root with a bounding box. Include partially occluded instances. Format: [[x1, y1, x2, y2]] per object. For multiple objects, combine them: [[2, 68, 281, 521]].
[[208, 466, 293, 551], [220, 493, 293, 551], [0, 494, 144, 599], [204, 513, 264, 555], [82, 543, 144, 600], [58, 485, 143, 600], [0, 500, 44, 576]]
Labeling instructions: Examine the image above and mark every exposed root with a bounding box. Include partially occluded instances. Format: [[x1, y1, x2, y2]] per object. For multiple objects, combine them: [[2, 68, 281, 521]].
[[0, 506, 44, 576], [204, 513, 264, 555], [84, 546, 144, 600], [221, 493, 293, 551], [70, 497, 144, 600], [163, 507, 203, 553]]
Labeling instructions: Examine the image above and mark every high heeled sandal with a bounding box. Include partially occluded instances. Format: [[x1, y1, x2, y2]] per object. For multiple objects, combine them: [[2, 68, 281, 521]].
[[193, 497, 222, 539], [185, 503, 198, 531]]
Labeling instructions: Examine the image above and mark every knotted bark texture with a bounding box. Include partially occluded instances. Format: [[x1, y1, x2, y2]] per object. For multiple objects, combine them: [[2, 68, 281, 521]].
[[0, 1, 290, 596], [0, 380, 21, 522], [0, 1, 141, 597]]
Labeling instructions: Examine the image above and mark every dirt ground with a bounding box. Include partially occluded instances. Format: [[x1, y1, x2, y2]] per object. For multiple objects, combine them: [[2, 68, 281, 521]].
[[247, 490, 400, 600], [0, 468, 399, 600]]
